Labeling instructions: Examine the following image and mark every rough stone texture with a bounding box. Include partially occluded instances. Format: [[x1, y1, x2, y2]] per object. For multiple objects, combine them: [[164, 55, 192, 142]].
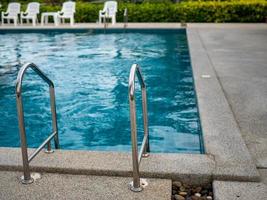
[[0, 22, 183, 30], [187, 23, 267, 29], [188, 24, 267, 199], [259, 169, 267, 185], [0, 148, 215, 185], [0, 171, 171, 200], [0, 23, 266, 30], [187, 29, 259, 181], [195, 27, 267, 168], [213, 180, 267, 200]]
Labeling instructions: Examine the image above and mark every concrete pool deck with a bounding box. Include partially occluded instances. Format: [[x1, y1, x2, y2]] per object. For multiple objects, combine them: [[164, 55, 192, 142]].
[[191, 25, 267, 169], [0, 22, 266, 30], [0, 171, 171, 200], [188, 23, 267, 199], [0, 23, 266, 199]]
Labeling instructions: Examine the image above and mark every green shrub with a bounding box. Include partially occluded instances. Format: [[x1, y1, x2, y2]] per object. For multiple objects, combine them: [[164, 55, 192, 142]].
[[120, 1, 267, 22], [1, 0, 267, 22], [177, 1, 267, 22]]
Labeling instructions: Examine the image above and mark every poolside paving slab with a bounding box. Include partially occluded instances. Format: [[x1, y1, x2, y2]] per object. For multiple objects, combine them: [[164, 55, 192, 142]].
[[0, 171, 171, 200], [0, 22, 182, 30], [194, 27, 267, 169], [0, 22, 266, 30], [213, 180, 267, 200], [259, 169, 267, 185], [187, 28, 260, 182], [188, 24, 267, 199]]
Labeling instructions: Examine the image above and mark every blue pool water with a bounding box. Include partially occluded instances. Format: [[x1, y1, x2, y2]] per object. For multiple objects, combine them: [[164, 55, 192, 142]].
[[0, 29, 203, 153]]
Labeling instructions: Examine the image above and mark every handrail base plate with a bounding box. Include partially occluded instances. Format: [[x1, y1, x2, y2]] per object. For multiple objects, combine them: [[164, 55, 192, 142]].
[[20, 175, 34, 184], [20, 172, 41, 184], [45, 149, 55, 154], [129, 181, 143, 192], [129, 178, 148, 192]]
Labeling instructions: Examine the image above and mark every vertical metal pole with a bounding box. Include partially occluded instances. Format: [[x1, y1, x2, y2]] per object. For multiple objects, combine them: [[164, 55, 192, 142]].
[[141, 87, 150, 156], [49, 86, 59, 149], [129, 96, 142, 192], [16, 94, 34, 184], [46, 141, 52, 153], [124, 8, 128, 29]]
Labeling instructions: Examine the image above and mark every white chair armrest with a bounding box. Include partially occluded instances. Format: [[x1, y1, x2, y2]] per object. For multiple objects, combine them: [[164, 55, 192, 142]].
[[99, 10, 105, 15], [2, 11, 8, 16], [57, 11, 63, 16], [20, 12, 27, 16]]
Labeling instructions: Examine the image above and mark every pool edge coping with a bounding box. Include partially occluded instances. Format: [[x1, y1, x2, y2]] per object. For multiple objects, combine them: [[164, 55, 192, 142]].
[[0, 147, 214, 185], [187, 28, 260, 182]]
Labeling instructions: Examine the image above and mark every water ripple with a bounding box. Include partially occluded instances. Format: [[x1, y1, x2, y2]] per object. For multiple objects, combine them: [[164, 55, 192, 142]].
[[0, 31, 202, 153]]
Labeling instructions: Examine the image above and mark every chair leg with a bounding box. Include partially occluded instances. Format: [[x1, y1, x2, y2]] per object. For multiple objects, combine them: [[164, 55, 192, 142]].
[[99, 15, 102, 24], [33, 17, 36, 26], [54, 15, 59, 26], [41, 15, 43, 26], [70, 17, 74, 26], [2, 15, 4, 25], [14, 18, 17, 26]]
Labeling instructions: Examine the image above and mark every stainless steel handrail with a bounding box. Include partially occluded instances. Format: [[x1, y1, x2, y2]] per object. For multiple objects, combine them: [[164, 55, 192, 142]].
[[128, 64, 150, 192], [15, 63, 59, 184]]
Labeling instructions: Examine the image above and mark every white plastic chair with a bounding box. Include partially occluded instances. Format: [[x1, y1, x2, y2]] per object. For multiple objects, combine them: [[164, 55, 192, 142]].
[[99, 1, 117, 25], [57, 1, 76, 26], [20, 2, 40, 26], [1, 3, 21, 26]]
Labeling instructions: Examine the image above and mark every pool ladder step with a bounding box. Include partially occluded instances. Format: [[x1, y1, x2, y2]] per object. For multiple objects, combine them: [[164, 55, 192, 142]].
[[15, 62, 150, 192]]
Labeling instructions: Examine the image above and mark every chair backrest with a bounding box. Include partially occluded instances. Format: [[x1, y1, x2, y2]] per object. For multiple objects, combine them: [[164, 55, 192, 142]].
[[103, 1, 117, 16], [26, 2, 40, 15], [61, 1, 76, 16], [7, 3, 21, 16]]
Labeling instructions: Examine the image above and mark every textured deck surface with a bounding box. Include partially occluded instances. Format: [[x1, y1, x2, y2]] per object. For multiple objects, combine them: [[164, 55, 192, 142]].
[[0, 171, 171, 200], [213, 181, 267, 200]]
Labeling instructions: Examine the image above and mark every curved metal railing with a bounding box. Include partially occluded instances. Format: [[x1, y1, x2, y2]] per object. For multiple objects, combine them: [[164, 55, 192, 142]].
[[128, 64, 150, 192], [15, 63, 59, 184]]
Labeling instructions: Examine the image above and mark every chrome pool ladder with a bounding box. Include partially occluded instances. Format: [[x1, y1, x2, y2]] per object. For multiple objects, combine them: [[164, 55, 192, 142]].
[[16, 62, 59, 184], [128, 64, 150, 192]]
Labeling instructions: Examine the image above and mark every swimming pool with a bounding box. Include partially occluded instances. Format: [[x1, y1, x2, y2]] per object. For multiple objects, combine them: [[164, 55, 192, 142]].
[[0, 29, 204, 153]]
